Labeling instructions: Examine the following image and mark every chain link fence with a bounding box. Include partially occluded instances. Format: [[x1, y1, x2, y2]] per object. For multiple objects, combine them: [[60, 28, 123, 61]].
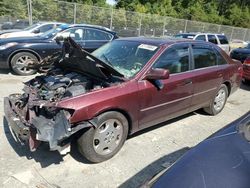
[[0, 0, 250, 41]]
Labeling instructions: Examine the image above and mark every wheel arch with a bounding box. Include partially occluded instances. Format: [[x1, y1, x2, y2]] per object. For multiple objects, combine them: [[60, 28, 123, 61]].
[[8, 49, 42, 68], [222, 81, 232, 96], [94, 108, 133, 135]]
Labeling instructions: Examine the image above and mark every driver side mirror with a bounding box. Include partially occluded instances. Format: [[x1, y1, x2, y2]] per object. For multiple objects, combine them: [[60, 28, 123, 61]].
[[143, 68, 170, 80], [55, 35, 64, 44], [33, 28, 40, 34]]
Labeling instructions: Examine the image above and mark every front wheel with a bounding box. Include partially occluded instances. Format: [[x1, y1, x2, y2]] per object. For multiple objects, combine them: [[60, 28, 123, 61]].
[[10, 52, 38, 75], [203, 84, 228, 115], [77, 111, 129, 163]]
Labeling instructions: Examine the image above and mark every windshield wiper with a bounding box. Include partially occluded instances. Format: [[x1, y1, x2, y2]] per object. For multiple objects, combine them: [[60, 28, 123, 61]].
[[102, 54, 113, 67]]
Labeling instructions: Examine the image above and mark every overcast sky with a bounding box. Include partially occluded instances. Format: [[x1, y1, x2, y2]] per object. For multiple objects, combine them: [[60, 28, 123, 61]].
[[106, 0, 116, 5]]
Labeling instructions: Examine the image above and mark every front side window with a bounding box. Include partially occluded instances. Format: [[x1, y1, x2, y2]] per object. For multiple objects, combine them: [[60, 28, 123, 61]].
[[84, 29, 113, 41], [153, 45, 190, 74], [195, 35, 206, 41], [59, 28, 84, 41], [208, 35, 218, 44], [92, 40, 159, 78], [217, 35, 229, 44], [193, 46, 217, 69]]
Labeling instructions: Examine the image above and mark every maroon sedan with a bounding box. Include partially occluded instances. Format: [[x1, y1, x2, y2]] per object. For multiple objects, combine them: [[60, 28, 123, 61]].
[[243, 57, 250, 83], [4, 37, 242, 163]]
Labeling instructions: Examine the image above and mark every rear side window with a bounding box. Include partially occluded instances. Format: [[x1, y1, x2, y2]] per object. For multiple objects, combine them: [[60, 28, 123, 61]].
[[217, 35, 229, 44], [208, 35, 218, 44], [153, 45, 189, 74], [195, 35, 206, 41], [84, 29, 113, 41], [193, 46, 217, 69]]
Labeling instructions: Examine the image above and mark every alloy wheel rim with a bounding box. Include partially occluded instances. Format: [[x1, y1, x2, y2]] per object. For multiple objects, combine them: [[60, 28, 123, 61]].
[[13, 55, 34, 74], [93, 119, 123, 155], [213, 89, 226, 111]]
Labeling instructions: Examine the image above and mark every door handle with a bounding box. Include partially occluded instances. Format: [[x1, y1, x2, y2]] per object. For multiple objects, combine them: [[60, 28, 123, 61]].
[[183, 79, 192, 85]]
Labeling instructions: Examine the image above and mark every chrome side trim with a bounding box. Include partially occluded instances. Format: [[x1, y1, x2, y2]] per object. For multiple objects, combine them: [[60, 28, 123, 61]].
[[140, 95, 192, 112], [193, 87, 217, 96], [140, 87, 217, 112]]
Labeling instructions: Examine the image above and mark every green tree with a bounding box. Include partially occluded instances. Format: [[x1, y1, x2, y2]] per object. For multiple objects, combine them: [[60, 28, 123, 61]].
[[0, 0, 26, 18]]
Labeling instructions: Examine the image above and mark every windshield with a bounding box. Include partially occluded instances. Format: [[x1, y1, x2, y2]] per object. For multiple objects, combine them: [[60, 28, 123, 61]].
[[24, 23, 41, 31], [40, 24, 68, 39], [246, 43, 250, 49], [92, 40, 159, 78], [174, 34, 195, 39]]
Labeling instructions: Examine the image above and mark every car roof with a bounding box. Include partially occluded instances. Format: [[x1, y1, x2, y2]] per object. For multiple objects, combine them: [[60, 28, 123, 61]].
[[115, 36, 202, 46], [69, 24, 114, 33], [177, 33, 226, 36], [37, 21, 66, 25]]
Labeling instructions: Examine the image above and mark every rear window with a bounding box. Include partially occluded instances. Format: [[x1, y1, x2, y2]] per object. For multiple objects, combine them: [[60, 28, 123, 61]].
[[217, 35, 229, 44], [208, 35, 218, 44]]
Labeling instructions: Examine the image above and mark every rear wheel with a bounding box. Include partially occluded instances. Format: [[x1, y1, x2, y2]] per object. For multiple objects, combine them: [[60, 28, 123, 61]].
[[77, 111, 129, 163], [204, 84, 228, 115], [242, 78, 250, 85], [10, 52, 38, 75]]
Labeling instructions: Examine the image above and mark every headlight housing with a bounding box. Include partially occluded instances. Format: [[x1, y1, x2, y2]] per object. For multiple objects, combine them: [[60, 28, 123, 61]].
[[0, 42, 18, 50]]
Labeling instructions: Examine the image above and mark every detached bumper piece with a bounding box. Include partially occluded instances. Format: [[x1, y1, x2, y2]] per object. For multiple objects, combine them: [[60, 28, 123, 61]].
[[31, 110, 72, 150], [4, 96, 30, 143]]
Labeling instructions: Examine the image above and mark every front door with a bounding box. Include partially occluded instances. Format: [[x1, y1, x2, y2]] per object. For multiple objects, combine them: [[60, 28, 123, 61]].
[[138, 43, 194, 129]]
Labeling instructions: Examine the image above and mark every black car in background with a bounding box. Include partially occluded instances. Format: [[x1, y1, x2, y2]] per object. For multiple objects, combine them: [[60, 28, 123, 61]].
[[1, 20, 30, 30], [230, 43, 250, 63], [144, 112, 250, 188], [0, 24, 117, 75]]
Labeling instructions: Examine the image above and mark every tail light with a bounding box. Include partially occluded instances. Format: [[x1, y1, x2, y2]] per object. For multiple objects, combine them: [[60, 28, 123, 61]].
[[243, 57, 250, 66]]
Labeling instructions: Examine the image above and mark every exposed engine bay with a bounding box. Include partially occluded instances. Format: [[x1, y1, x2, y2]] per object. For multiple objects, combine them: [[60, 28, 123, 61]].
[[28, 68, 111, 102]]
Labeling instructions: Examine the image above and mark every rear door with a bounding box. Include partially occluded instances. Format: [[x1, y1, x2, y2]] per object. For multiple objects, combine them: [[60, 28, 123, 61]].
[[189, 44, 222, 110], [138, 43, 194, 129]]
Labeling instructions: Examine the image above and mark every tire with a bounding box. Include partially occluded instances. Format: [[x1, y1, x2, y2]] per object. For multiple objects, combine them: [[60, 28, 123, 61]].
[[203, 84, 228, 115], [242, 78, 250, 85], [77, 111, 129, 163], [10, 52, 38, 75]]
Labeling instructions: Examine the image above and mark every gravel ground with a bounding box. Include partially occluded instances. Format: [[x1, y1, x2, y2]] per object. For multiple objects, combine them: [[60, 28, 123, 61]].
[[0, 70, 249, 188]]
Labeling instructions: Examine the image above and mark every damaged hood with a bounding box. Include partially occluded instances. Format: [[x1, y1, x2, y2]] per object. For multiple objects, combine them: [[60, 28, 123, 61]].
[[56, 37, 124, 80]]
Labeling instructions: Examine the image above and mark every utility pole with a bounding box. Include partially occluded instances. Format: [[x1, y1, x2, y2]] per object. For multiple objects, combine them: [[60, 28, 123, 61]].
[[27, 0, 32, 25]]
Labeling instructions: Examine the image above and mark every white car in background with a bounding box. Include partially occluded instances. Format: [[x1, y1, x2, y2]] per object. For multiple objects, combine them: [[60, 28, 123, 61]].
[[229, 39, 248, 50], [174, 33, 230, 53], [0, 22, 64, 39]]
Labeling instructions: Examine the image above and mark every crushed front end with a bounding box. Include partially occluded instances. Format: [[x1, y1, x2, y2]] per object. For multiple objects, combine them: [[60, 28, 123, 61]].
[[4, 93, 74, 151]]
